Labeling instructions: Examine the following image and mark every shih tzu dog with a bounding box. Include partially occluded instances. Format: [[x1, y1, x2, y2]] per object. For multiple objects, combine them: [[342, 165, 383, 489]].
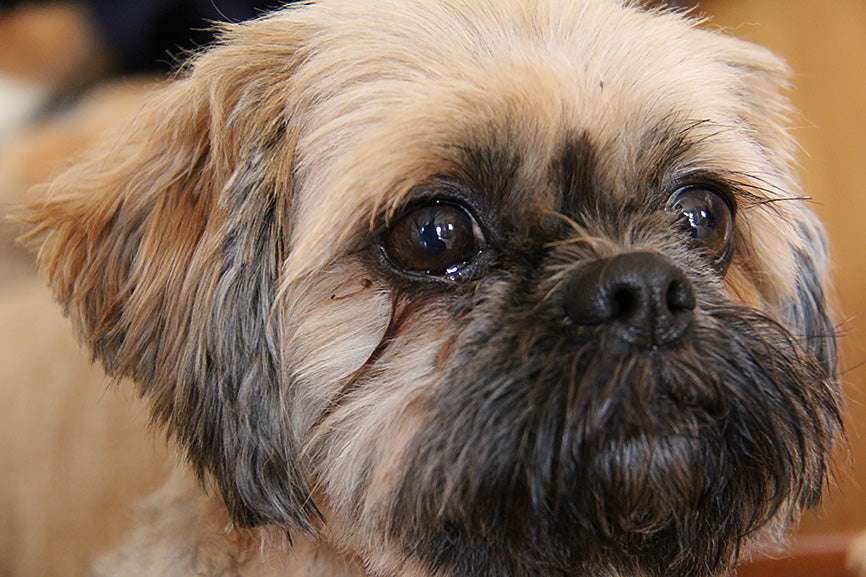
[[20, 0, 843, 576]]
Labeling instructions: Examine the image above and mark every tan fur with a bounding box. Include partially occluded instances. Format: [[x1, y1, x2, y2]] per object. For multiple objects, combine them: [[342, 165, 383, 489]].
[[18, 1, 838, 576]]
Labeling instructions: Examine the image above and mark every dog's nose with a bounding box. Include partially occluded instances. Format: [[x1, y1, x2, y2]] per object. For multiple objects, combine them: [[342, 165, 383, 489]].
[[565, 252, 696, 348]]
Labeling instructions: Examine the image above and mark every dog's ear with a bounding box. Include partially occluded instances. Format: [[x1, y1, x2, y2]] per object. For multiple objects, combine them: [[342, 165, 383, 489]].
[[709, 31, 838, 377], [20, 19, 320, 531], [784, 218, 838, 378]]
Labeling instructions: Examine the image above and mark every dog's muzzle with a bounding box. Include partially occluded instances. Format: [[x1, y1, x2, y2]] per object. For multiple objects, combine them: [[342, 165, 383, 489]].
[[389, 244, 839, 577]]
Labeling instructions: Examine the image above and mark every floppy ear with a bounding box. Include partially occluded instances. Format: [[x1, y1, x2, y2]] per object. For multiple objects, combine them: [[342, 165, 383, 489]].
[[784, 218, 838, 378], [21, 20, 319, 531]]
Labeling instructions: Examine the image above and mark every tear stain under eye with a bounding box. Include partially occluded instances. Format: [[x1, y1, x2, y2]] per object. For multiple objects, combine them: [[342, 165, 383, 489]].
[[309, 295, 428, 433], [311, 292, 466, 437], [331, 278, 375, 301]]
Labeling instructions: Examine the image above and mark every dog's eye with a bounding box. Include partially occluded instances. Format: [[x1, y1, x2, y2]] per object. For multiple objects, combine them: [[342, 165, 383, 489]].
[[667, 186, 735, 268], [384, 202, 485, 276]]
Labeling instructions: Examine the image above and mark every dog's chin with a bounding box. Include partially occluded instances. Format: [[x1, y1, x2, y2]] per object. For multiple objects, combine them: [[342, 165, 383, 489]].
[[386, 302, 837, 577]]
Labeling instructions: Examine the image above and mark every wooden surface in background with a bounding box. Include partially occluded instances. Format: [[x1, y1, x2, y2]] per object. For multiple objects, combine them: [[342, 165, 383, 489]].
[[701, 0, 866, 537], [739, 533, 856, 577]]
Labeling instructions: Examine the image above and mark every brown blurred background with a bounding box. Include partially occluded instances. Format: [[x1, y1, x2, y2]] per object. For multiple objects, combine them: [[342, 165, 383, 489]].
[[0, 1, 864, 576]]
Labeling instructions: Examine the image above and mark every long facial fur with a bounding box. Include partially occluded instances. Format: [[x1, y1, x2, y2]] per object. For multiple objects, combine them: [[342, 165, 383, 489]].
[[21, 1, 842, 576]]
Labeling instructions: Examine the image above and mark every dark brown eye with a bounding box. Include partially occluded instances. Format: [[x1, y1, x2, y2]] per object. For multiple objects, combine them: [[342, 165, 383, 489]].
[[384, 202, 485, 276], [667, 186, 735, 269]]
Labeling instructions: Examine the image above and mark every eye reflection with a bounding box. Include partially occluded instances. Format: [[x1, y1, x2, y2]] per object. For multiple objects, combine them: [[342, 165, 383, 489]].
[[667, 186, 735, 270], [384, 202, 485, 276]]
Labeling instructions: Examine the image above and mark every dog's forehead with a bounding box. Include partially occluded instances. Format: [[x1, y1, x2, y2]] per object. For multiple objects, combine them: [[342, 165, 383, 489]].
[[281, 0, 797, 280], [292, 0, 749, 165]]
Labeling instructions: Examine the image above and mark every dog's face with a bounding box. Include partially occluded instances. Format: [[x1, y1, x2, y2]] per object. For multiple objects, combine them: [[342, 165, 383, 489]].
[[24, 1, 842, 576]]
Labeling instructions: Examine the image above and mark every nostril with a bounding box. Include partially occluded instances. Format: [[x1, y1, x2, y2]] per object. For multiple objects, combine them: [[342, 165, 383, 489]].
[[610, 285, 639, 321], [666, 276, 696, 315]]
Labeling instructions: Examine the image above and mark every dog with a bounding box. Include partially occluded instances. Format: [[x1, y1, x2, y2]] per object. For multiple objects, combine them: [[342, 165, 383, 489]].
[[19, 1, 843, 575]]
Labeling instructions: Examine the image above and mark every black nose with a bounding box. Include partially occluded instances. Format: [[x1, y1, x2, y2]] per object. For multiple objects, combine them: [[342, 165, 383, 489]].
[[564, 252, 696, 348]]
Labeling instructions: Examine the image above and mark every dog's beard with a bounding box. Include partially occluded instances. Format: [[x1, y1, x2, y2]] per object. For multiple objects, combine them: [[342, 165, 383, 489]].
[[380, 251, 839, 577]]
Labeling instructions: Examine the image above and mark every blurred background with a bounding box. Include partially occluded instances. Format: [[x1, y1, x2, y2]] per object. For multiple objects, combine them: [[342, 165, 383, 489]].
[[0, 1, 863, 576]]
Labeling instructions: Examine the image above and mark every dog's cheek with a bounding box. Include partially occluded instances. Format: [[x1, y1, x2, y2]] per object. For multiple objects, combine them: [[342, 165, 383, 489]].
[[321, 389, 433, 577], [729, 210, 837, 377], [724, 263, 766, 310], [304, 308, 456, 554], [280, 259, 392, 440]]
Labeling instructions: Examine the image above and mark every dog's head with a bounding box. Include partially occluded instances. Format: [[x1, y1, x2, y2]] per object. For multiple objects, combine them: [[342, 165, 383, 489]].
[[23, 1, 842, 575]]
